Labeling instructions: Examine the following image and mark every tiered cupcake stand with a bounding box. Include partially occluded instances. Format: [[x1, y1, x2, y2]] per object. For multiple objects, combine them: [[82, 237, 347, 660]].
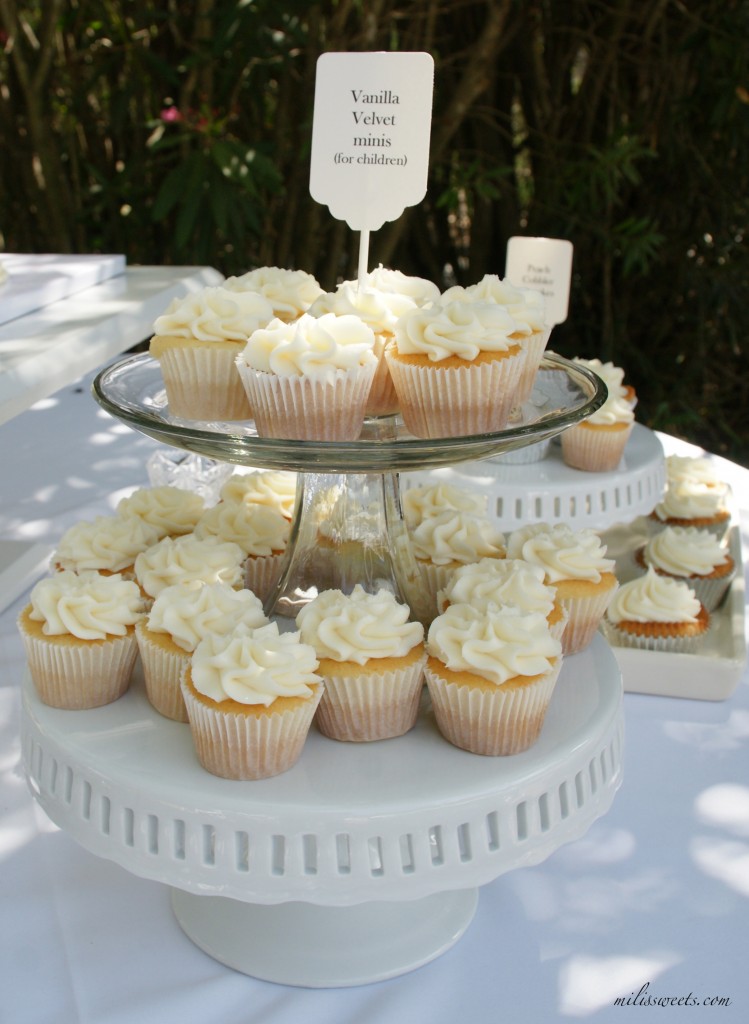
[[21, 352, 632, 988]]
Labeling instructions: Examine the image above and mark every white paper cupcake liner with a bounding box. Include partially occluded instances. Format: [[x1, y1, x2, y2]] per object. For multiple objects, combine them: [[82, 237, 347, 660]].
[[385, 347, 526, 439], [425, 661, 560, 756], [157, 343, 252, 421], [515, 329, 549, 404], [20, 620, 138, 710], [366, 335, 399, 416], [135, 620, 190, 722], [561, 421, 634, 472], [557, 582, 618, 655], [315, 654, 427, 742], [244, 552, 285, 605], [601, 617, 711, 654], [181, 677, 323, 780]]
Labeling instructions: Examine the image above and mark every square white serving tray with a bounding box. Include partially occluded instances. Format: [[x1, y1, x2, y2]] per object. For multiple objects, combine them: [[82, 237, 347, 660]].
[[600, 520, 746, 701], [0, 253, 126, 326]]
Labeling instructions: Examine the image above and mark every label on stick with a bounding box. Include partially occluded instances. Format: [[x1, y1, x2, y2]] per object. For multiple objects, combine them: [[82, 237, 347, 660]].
[[505, 236, 574, 326], [309, 51, 434, 232]]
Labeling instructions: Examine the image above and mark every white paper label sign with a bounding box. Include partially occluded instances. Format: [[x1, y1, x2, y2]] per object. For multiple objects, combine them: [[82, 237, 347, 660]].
[[505, 236, 574, 326], [309, 51, 434, 232]]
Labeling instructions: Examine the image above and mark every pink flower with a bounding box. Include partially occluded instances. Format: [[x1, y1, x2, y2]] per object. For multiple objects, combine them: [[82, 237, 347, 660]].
[[160, 106, 182, 123]]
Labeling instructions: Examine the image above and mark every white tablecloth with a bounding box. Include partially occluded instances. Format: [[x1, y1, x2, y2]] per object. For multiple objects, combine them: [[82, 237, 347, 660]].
[[1, 365, 747, 1023]]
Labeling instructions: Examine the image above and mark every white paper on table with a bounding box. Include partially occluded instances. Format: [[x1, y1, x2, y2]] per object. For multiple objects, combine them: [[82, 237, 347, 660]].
[[309, 51, 434, 234]]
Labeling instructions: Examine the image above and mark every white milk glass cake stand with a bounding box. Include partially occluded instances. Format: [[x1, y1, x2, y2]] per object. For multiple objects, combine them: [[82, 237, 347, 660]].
[[20, 352, 626, 988]]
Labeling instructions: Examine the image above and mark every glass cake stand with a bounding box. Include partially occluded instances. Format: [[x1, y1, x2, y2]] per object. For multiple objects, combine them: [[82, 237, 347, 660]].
[[19, 350, 623, 988], [92, 351, 606, 623]]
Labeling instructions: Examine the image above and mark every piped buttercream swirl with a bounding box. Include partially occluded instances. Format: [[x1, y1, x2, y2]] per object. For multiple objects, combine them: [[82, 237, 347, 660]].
[[29, 571, 144, 640]]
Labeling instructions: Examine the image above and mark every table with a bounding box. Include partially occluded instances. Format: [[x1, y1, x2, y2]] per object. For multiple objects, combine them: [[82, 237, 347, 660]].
[[1, 362, 747, 1023]]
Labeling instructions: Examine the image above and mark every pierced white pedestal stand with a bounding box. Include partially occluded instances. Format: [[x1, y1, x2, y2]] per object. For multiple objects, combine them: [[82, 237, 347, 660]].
[[22, 635, 622, 987], [21, 350, 624, 987]]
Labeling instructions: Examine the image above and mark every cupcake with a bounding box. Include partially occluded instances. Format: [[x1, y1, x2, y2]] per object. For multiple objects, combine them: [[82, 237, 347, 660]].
[[561, 389, 635, 472], [235, 312, 378, 440], [507, 522, 618, 654], [116, 485, 206, 538], [664, 454, 728, 492], [425, 602, 562, 756], [409, 509, 507, 619], [18, 571, 145, 709], [193, 501, 290, 603], [441, 275, 550, 404], [224, 266, 324, 322], [436, 557, 568, 642], [572, 357, 637, 409], [636, 525, 735, 611], [295, 585, 426, 742], [136, 581, 268, 722], [181, 622, 323, 780], [149, 285, 274, 421], [386, 299, 528, 438], [133, 534, 246, 601], [402, 481, 488, 530], [219, 469, 297, 520], [650, 479, 731, 539], [308, 268, 438, 417], [52, 514, 163, 578], [603, 567, 710, 652]]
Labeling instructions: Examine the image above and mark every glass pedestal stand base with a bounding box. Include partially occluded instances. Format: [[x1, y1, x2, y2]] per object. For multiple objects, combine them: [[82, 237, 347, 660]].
[[171, 887, 479, 987], [268, 469, 432, 624]]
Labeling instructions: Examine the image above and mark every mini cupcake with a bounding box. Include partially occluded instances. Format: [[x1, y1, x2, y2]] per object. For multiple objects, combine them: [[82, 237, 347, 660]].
[[437, 557, 568, 642], [665, 454, 728, 492], [116, 485, 206, 538], [295, 585, 426, 742], [133, 534, 246, 601], [409, 510, 506, 619], [636, 525, 735, 611], [235, 312, 377, 440], [52, 514, 163, 578], [425, 602, 562, 756], [572, 357, 637, 409], [193, 501, 290, 603], [507, 522, 618, 654], [136, 581, 268, 722], [219, 469, 297, 520], [386, 299, 528, 438], [181, 622, 323, 780], [402, 481, 488, 530], [150, 285, 274, 421], [603, 567, 710, 652], [224, 266, 324, 322], [18, 571, 145, 709], [442, 275, 550, 404], [561, 389, 635, 472], [650, 479, 731, 540]]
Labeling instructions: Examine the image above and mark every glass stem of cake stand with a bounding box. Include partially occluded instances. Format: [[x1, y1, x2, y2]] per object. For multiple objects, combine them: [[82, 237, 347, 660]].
[[265, 468, 430, 626]]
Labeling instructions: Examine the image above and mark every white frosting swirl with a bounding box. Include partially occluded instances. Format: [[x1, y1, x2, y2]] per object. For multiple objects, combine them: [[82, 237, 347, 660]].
[[152, 286, 274, 342], [411, 510, 506, 566], [439, 557, 555, 615], [507, 523, 614, 582], [308, 281, 417, 334], [224, 266, 323, 320], [219, 470, 297, 518], [403, 482, 487, 528], [427, 602, 561, 685], [190, 622, 320, 706], [572, 358, 627, 401], [654, 482, 728, 522], [606, 567, 701, 624], [53, 515, 162, 572], [193, 501, 289, 555], [666, 455, 727, 491], [365, 265, 441, 306], [295, 585, 424, 664], [28, 570, 144, 640], [239, 312, 377, 380], [585, 392, 635, 427], [134, 535, 245, 597], [146, 581, 267, 652], [442, 275, 547, 332], [643, 526, 730, 577], [394, 300, 525, 362], [117, 486, 205, 537]]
